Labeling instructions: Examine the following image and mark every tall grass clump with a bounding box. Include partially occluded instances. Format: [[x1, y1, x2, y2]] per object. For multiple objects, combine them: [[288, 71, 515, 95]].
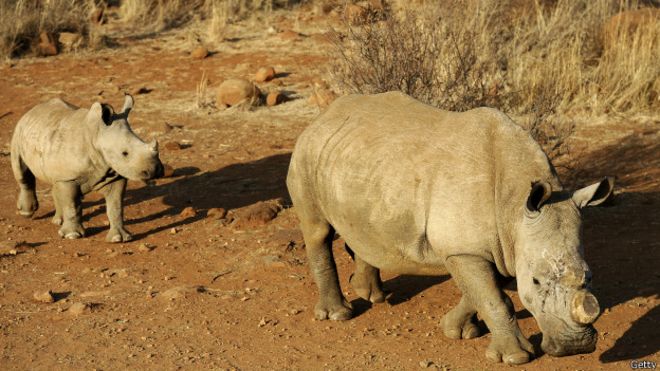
[[119, 0, 303, 37], [0, 0, 95, 59], [332, 0, 659, 156]]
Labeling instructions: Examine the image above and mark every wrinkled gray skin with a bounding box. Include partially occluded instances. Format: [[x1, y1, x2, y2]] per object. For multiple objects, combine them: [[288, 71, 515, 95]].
[[11, 95, 164, 242], [286, 92, 614, 365]]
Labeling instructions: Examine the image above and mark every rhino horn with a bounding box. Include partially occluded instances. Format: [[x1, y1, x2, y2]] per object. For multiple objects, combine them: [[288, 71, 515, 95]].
[[149, 139, 158, 152], [571, 290, 600, 325]]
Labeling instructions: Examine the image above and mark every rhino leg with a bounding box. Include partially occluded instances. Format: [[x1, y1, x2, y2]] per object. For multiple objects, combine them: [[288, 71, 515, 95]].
[[51, 189, 63, 225], [100, 178, 132, 243], [11, 152, 38, 218], [442, 296, 480, 339], [348, 249, 386, 303], [301, 220, 353, 320], [446, 255, 533, 365], [54, 181, 85, 239]]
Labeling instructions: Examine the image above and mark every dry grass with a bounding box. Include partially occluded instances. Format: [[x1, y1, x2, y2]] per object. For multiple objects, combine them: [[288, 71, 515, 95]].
[[332, 0, 659, 155], [117, 0, 205, 33], [0, 0, 96, 60], [0, 0, 314, 59], [194, 70, 212, 109], [119, 0, 307, 39]]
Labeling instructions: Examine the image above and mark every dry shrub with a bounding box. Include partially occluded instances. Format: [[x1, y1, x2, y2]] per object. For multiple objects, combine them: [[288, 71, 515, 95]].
[[332, 0, 660, 156], [118, 0, 206, 32], [0, 0, 95, 59], [117, 0, 312, 41]]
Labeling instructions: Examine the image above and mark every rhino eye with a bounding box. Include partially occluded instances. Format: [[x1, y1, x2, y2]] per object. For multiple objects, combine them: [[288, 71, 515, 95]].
[[122, 151, 129, 157], [533, 277, 541, 286]]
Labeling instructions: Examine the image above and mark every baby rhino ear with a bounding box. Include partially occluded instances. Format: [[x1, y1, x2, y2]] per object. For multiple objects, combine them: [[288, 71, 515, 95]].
[[122, 94, 134, 114], [572, 177, 615, 208], [89, 102, 114, 126]]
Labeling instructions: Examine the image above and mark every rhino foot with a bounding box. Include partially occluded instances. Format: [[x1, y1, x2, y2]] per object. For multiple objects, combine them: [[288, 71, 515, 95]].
[[314, 298, 353, 321], [442, 297, 480, 339], [443, 314, 480, 340], [58, 224, 85, 239], [106, 227, 133, 243], [51, 213, 63, 225], [17, 191, 38, 218], [485, 331, 534, 365], [349, 272, 386, 303]]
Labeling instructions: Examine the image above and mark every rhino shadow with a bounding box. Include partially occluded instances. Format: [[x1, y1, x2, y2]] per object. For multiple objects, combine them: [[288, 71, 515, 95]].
[[559, 132, 659, 363], [383, 275, 450, 305], [82, 153, 294, 240]]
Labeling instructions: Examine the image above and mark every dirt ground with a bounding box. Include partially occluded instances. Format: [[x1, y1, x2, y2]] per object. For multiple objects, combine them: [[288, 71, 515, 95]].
[[0, 9, 658, 371]]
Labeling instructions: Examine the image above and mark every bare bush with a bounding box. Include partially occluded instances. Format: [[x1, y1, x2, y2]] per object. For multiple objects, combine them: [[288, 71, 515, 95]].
[[332, 0, 660, 156]]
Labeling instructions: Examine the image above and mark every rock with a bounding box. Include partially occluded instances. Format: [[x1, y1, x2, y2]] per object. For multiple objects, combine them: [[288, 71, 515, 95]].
[[139, 243, 156, 252], [58, 32, 83, 52], [37, 32, 58, 57], [309, 88, 337, 109], [191, 46, 209, 60], [207, 208, 227, 219], [602, 8, 660, 50], [33, 290, 54, 303], [368, 0, 385, 12], [266, 91, 283, 107], [216, 79, 261, 108], [68, 302, 91, 315], [254, 67, 276, 82], [162, 164, 175, 177], [180, 206, 197, 218], [278, 30, 301, 41], [345, 4, 369, 24], [165, 142, 182, 151], [227, 198, 285, 228], [170, 227, 179, 234], [160, 285, 205, 300]]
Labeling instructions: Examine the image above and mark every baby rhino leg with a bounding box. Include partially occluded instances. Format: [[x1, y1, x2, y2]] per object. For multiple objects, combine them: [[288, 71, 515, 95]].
[[54, 181, 84, 239], [11, 153, 38, 217]]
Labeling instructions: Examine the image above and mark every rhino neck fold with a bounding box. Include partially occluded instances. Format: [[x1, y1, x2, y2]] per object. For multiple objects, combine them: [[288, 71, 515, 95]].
[[491, 117, 561, 278]]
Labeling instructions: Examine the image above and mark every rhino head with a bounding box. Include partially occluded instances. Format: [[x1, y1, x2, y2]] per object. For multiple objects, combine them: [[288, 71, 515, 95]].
[[89, 95, 164, 180], [515, 177, 614, 357]]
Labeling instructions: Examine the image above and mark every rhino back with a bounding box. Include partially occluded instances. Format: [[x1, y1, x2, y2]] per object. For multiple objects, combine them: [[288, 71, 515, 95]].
[[12, 98, 97, 183], [290, 92, 557, 274]]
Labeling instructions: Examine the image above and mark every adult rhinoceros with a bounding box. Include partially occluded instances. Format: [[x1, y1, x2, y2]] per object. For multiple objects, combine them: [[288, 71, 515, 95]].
[[286, 92, 613, 365]]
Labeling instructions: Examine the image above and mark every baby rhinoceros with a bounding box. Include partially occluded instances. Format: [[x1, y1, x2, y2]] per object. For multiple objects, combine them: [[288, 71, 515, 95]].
[[286, 92, 614, 365], [11, 95, 164, 242]]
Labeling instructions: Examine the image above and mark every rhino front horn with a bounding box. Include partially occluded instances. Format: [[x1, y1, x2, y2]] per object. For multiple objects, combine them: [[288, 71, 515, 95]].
[[571, 290, 600, 325], [149, 139, 158, 152]]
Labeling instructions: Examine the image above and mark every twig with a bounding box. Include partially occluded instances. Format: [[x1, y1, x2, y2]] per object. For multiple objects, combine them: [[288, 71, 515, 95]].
[[211, 269, 232, 283]]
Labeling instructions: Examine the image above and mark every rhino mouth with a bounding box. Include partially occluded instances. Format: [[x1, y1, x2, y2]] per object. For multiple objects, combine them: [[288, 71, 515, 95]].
[[541, 324, 597, 357], [138, 162, 164, 180]]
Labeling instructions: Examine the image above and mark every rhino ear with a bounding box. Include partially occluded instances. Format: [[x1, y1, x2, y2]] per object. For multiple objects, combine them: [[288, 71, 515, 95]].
[[122, 94, 134, 115], [526, 180, 552, 212], [90, 102, 114, 126], [572, 177, 614, 208]]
